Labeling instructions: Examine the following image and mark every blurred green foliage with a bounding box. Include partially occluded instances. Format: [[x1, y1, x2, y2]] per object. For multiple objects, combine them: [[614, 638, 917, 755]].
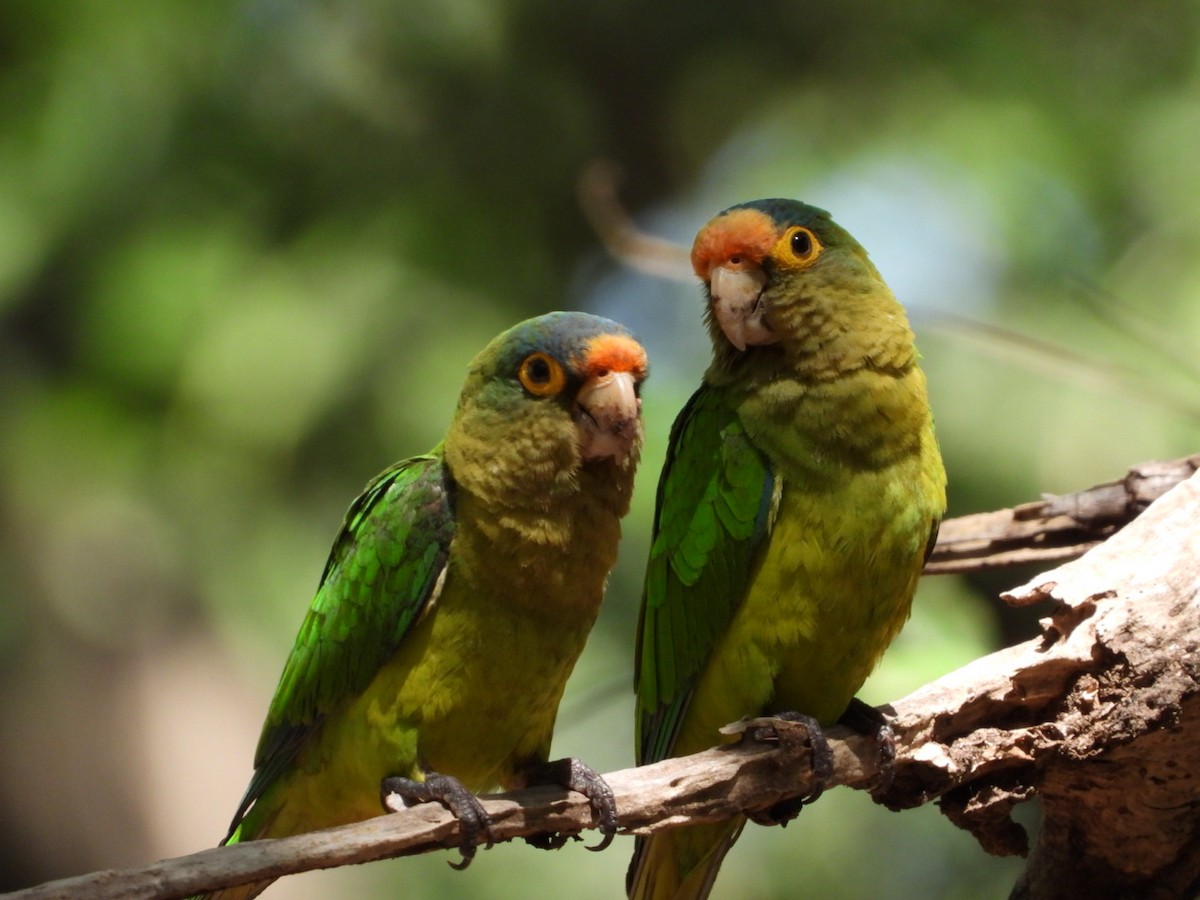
[[1, 1, 1198, 898]]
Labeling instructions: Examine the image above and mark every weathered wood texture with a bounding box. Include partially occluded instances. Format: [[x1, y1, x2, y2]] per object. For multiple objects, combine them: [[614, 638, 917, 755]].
[[926, 453, 1199, 574], [5, 464, 1198, 900]]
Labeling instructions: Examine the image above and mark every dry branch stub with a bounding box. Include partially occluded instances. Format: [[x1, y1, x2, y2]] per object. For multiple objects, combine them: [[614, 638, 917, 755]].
[[892, 468, 1200, 899], [926, 453, 1200, 575], [4, 462, 1199, 900]]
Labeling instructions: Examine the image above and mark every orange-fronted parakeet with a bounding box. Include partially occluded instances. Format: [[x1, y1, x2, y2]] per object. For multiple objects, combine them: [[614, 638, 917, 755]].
[[203, 311, 649, 900], [627, 200, 947, 899]]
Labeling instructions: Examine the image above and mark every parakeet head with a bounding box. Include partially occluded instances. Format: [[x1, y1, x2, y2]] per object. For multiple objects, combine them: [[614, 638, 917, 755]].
[[691, 199, 904, 368], [445, 311, 648, 508]]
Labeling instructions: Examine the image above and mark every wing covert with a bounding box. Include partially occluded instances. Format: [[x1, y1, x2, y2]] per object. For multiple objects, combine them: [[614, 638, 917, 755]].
[[634, 386, 775, 765], [226, 454, 455, 836]]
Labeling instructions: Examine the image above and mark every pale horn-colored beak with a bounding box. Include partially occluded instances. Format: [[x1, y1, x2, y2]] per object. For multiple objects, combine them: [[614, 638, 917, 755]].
[[709, 264, 777, 351], [575, 370, 641, 463]]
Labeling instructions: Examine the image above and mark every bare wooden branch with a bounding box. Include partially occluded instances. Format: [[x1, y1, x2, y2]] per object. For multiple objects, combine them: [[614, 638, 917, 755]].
[[7, 464, 1199, 900], [925, 453, 1200, 575], [1, 733, 876, 900], [577, 162, 695, 282], [997, 469, 1200, 899], [886, 465, 1200, 897]]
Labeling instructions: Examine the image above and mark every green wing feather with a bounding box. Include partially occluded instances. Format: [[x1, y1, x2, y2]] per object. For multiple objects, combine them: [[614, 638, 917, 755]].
[[634, 385, 775, 765], [225, 453, 455, 838]]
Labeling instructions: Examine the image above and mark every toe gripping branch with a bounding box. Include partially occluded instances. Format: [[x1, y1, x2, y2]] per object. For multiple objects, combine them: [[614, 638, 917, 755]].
[[728, 697, 899, 827], [734, 700, 898, 826], [737, 711, 835, 826], [520, 757, 618, 852], [838, 697, 897, 791], [381, 771, 495, 870]]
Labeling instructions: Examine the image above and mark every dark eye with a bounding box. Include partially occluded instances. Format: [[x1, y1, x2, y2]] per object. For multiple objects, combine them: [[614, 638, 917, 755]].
[[518, 352, 566, 396], [781, 225, 821, 266], [527, 357, 551, 384]]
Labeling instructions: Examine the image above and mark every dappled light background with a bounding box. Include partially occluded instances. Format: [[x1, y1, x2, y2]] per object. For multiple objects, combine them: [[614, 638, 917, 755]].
[[2, 2, 1199, 898]]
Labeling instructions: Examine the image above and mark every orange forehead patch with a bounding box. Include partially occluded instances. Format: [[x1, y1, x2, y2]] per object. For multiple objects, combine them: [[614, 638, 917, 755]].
[[690, 207, 779, 280], [581, 333, 648, 379]]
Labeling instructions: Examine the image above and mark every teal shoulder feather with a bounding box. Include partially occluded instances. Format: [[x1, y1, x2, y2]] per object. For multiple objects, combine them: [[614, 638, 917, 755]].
[[634, 386, 774, 764], [225, 453, 455, 839]]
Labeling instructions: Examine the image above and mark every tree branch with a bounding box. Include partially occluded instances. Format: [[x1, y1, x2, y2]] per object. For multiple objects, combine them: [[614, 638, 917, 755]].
[[925, 453, 1200, 575], [577, 162, 695, 283], [1, 734, 876, 900], [8, 461, 1199, 900]]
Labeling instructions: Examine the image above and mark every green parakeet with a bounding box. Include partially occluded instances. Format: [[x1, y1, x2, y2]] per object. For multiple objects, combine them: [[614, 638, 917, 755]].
[[627, 200, 947, 899], [203, 311, 649, 900]]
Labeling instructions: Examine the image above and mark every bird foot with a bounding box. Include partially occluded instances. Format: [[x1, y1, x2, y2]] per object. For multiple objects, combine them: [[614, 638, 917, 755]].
[[381, 771, 494, 870], [838, 697, 896, 793], [724, 711, 832, 826], [519, 757, 618, 852]]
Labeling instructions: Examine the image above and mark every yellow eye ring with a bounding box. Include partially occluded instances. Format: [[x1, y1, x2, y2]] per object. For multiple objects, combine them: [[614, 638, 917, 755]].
[[777, 225, 822, 267], [518, 352, 567, 397]]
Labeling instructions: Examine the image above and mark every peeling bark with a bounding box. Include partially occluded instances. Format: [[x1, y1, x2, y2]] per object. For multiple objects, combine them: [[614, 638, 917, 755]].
[[6, 466, 1199, 900], [999, 469, 1200, 899]]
